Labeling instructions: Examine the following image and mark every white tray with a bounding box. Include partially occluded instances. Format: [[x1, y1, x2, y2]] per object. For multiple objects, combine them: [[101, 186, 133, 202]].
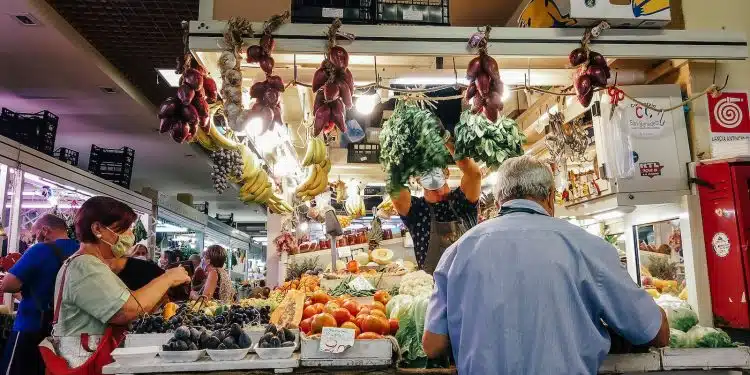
[[102, 353, 299, 374], [598, 350, 661, 373], [661, 347, 750, 370], [299, 332, 392, 365], [124, 333, 171, 348]]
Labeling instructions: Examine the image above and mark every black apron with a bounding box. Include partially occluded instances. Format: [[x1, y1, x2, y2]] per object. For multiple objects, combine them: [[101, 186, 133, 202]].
[[423, 202, 468, 275]]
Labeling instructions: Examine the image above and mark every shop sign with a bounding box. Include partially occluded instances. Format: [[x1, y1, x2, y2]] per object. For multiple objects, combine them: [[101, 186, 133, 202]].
[[712, 232, 731, 258], [626, 99, 669, 138], [639, 162, 664, 178], [709, 91, 750, 142]]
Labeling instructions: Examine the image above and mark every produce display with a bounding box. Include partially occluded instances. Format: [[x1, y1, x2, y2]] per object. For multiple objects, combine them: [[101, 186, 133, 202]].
[[257, 324, 297, 348], [158, 62, 217, 143], [130, 302, 272, 334], [379, 101, 452, 193], [161, 323, 252, 351], [299, 292, 398, 340], [453, 110, 525, 168], [569, 46, 611, 107], [312, 22, 354, 136], [465, 51, 504, 122], [278, 274, 321, 294]]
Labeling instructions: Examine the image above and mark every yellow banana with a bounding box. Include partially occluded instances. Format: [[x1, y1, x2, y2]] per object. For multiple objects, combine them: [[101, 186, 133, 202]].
[[256, 183, 274, 203], [312, 138, 324, 164], [249, 170, 269, 195], [195, 127, 218, 151], [302, 139, 315, 167], [320, 159, 331, 173], [296, 165, 320, 195]]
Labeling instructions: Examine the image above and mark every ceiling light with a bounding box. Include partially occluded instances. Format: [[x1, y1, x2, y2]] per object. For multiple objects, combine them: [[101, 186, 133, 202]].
[[11, 13, 39, 26], [252, 236, 267, 242], [501, 84, 511, 102], [157, 69, 181, 88], [591, 206, 636, 221], [356, 94, 380, 115], [99, 87, 117, 94], [245, 117, 264, 137]]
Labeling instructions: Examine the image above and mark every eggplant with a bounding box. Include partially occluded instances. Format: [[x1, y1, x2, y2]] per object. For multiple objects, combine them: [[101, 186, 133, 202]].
[[183, 68, 204, 90], [569, 47, 588, 66], [472, 95, 484, 112], [158, 97, 181, 119], [329, 46, 349, 69], [259, 106, 274, 127], [338, 82, 353, 109], [260, 34, 276, 53], [488, 90, 503, 109], [466, 56, 482, 80], [312, 68, 329, 93], [266, 75, 285, 92], [259, 56, 275, 75], [586, 65, 608, 88], [177, 84, 195, 105], [247, 45, 263, 63], [199, 115, 210, 132], [589, 52, 607, 68], [475, 74, 491, 97], [574, 74, 593, 97], [250, 82, 266, 99], [323, 82, 340, 102], [181, 105, 199, 125], [480, 54, 500, 80]]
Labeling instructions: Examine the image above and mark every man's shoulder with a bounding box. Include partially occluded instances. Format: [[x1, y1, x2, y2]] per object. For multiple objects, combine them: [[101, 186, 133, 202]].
[[461, 214, 598, 243]]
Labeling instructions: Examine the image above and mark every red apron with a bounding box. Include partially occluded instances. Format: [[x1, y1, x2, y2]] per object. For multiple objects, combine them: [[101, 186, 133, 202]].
[[39, 254, 127, 375]]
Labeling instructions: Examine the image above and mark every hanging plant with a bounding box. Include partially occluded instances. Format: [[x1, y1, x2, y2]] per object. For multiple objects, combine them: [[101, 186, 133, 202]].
[[453, 110, 525, 169], [465, 26, 505, 122], [379, 101, 451, 194], [134, 218, 147, 243]]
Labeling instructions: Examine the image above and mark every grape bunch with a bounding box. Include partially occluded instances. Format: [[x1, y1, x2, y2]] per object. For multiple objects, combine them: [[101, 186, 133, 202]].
[[210, 149, 243, 194], [131, 315, 176, 334]]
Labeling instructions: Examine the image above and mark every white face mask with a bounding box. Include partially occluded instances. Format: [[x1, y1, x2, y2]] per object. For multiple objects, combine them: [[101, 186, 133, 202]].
[[134, 255, 148, 261], [420, 168, 446, 191]]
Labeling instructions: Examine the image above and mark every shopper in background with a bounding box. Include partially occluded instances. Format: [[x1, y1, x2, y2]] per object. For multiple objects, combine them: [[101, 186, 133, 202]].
[[197, 245, 235, 302], [107, 241, 166, 291], [189, 254, 206, 292], [40, 196, 190, 372], [0, 214, 77, 375], [128, 241, 149, 261], [422, 156, 669, 374]]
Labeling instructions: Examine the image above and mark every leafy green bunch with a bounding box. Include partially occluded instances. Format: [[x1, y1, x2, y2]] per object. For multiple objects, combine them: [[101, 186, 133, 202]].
[[454, 110, 526, 168], [379, 101, 451, 193]]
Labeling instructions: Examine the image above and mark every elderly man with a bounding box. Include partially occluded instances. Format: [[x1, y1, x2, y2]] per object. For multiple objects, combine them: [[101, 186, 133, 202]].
[[0, 214, 78, 375], [422, 156, 669, 374]]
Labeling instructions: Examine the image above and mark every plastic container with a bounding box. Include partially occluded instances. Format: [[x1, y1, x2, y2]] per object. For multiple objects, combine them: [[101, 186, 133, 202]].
[[292, 0, 375, 24], [254, 343, 295, 360], [53, 147, 79, 166], [347, 143, 380, 164], [87, 145, 135, 188], [158, 349, 205, 362], [0, 108, 58, 155], [376, 0, 449, 25], [206, 347, 250, 361], [111, 346, 158, 365]]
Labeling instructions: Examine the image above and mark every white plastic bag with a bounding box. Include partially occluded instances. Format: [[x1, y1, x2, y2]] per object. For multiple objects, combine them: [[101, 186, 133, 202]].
[[602, 107, 635, 179]]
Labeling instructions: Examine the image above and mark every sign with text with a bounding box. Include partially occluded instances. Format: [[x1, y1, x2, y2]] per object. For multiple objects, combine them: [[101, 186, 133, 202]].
[[319, 327, 356, 353]]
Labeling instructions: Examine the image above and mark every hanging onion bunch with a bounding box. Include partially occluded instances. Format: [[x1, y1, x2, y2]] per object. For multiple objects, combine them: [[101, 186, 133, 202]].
[[465, 27, 504, 123], [218, 18, 253, 129], [210, 149, 243, 194], [569, 47, 611, 107], [311, 20, 354, 136], [243, 12, 289, 134], [158, 60, 219, 143]]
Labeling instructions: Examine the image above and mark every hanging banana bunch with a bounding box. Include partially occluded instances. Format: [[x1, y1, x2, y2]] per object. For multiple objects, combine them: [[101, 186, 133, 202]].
[[345, 184, 365, 219], [333, 179, 347, 203], [295, 137, 331, 201]]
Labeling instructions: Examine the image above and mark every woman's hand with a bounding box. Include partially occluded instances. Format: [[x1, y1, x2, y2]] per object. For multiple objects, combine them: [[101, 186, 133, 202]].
[[165, 266, 190, 287]]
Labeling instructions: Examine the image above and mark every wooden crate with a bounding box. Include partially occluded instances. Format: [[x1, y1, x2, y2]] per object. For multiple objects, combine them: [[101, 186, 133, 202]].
[[661, 347, 750, 370]]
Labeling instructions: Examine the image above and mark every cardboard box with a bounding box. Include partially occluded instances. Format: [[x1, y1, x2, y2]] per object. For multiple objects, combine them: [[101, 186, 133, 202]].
[[508, 0, 671, 28], [449, 0, 521, 27], [213, 0, 291, 22]]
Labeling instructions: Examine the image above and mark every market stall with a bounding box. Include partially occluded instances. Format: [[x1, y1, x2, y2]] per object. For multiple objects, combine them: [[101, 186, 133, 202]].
[[115, 3, 750, 372]]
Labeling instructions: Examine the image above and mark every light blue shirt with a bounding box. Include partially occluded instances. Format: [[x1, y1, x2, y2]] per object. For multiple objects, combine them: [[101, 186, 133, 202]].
[[425, 199, 662, 375]]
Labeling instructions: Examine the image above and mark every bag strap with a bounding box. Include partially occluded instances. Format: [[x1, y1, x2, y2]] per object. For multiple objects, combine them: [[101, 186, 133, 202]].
[[27, 242, 71, 324], [52, 253, 84, 325]]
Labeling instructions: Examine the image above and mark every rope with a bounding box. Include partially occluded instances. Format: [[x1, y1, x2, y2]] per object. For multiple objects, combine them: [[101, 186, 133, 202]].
[[618, 84, 721, 113]]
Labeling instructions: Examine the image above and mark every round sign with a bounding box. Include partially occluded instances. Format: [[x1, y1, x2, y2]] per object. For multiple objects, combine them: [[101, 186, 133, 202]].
[[712, 232, 731, 257]]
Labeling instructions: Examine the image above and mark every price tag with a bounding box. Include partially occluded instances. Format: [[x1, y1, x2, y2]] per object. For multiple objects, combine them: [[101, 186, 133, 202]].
[[322, 8, 344, 18], [348, 275, 374, 291], [338, 246, 352, 258], [401, 9, 423, 21], [319, 327, 355, 353]]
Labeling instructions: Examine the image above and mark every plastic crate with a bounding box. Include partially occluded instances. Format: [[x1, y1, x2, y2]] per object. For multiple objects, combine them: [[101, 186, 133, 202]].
[[0, 108, 58, 155], [292, 0, 375, 24], [376, 0, 449, 25], [53, 147, 79, 166], [87, 145, 135, 189], [347, 143, 380, 164]]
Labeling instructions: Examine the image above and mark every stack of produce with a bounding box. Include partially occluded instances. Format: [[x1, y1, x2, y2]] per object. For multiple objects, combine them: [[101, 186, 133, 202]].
[[465, 52, 504, 122], [161, 323, 252, 352], [239, 293, 283, 312], [158, 65, 218, 143], [278, 274, 321, 294], [296, 139, 332, 201], [299, 291, 397, 340], [453, 110, 525, 168], [569, 47, 611, 107], [257, 324, 296, 348], [379, 101, 452, 193], [666, 306, 736, 348], [130, 302, 273, 335], [312, 44, 354, 136]]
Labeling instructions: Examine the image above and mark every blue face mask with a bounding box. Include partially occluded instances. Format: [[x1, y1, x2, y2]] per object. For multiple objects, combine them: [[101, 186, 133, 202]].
[[420, 168, 446, 191]]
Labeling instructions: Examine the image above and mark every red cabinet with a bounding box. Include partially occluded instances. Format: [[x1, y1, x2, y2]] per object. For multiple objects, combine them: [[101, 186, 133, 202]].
[[696, 160, 750, 328]]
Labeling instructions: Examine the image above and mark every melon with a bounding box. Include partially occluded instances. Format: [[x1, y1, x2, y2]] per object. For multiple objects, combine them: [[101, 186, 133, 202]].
[[325, 260, 347, 272], [371, 248, 394, 265], [354, 252, 370, 266]]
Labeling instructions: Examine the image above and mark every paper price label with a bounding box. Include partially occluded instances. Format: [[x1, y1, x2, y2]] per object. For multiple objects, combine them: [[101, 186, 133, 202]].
[[319, 327, 355, 353], [402, 9, 423, 21], [348, 275, 374, 291], [338, 246, 352, 258], [322, 8, 344, 18]]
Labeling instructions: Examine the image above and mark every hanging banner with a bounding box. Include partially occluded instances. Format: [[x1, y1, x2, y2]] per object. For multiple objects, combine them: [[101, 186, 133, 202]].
[[709, 91, 750, 158]]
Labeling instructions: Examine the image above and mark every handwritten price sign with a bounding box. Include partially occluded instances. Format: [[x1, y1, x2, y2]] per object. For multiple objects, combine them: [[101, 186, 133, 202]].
[[319, 327, 356, 354]]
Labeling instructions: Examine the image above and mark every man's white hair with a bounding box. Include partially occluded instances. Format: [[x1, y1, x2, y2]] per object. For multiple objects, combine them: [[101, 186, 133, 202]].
[[494, 156, 554, 202]]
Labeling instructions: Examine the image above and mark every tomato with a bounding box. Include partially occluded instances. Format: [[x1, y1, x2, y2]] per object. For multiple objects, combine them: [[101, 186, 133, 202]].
[[370, 309, 386, 319], [312, 303, 325, 314], [341, 300, 360, 316], [357, 332, 383, 340], [303, 305, 318, 320], [358, 307, 371, 316], [361, 315, 388, 334], [374, 290, 391, 305], [299, 317, 312, 334], [370, 301, 386, 312], [311, 313, 337, 334], [332, 308, 353, 326], [389, 318, 399, 335], [347, 260, 359, 273], [311, 291, 330, 304], [324, 301, 340, 315], [304, 299, 312, 309], [340, 321, 361, 337], [355, 314, 368, 330], [378, 316, 390, 335]]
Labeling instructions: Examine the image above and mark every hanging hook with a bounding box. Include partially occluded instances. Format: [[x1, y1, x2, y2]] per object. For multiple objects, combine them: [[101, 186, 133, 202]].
[[712, 60, 718, 86], [374, 56, 380, 87], [717, 75, 730, 91], [293, 54, 298, 85], [452, 57, 459, 88], [612, 70, 618, 87]]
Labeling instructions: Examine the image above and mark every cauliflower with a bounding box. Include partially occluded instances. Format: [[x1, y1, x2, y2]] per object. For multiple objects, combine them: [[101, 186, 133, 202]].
[[398, 270, 434, 297]]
